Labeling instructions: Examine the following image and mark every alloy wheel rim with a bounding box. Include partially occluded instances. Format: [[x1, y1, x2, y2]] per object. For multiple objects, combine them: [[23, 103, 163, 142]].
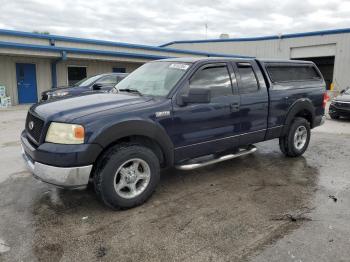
[[113, 158, 151, 199], [294, 126, 307, 150]]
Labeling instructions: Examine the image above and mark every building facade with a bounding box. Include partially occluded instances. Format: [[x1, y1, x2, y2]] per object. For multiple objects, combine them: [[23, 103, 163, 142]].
[[161, 28, 350, 93], [2, 28, 349, 105], [0, 29, 241, 105]]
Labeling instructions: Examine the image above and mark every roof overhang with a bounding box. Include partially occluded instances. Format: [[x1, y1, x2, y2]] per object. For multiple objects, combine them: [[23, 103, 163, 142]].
[[160, 27, 350, 47], [0, 29, 251, 60]]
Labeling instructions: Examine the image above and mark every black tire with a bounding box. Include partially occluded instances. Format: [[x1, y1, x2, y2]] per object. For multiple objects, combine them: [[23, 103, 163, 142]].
[[279, 117, 311, 157], [93, 143, 160, 209], [329, 113, 340, 119]]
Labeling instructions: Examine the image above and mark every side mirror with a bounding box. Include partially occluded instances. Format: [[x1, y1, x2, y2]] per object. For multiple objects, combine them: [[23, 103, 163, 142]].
[[181, 87, 211, 105], [92, 83, 103, 90]]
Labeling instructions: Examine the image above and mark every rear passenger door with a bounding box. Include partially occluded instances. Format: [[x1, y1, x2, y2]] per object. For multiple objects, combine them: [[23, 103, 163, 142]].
[[234, 61, 269, 145]]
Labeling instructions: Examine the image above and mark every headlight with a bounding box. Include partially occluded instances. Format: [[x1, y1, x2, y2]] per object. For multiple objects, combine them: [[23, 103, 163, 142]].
[[52, 91, 69, 97], [45, 122, 85, 144]]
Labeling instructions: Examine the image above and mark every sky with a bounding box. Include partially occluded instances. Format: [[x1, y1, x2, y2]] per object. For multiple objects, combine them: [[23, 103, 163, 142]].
[[0, 0, 349, 46]]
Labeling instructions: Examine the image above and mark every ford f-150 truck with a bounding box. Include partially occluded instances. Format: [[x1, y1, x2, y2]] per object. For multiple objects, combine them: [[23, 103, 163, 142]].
[[21, 57, 327, 209]]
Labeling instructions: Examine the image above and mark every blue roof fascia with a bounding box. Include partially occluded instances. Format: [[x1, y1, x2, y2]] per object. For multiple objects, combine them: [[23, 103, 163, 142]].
[[0, 28, 248, 58], [0, 41, 172, 60], [160, 28, 350, 47]]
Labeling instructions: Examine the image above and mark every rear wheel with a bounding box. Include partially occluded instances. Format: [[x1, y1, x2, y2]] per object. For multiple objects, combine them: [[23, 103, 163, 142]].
[[94, 143, 160, 209], [279, 117, 311, 157]]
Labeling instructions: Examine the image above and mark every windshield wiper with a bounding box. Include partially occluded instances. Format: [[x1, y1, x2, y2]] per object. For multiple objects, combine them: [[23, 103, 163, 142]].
[[118, 88, 143, 96]]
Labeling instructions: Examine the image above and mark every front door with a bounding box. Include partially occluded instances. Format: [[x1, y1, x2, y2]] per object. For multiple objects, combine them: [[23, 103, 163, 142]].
[[16, 63, 38, 104], [172, 62, 241, 162]]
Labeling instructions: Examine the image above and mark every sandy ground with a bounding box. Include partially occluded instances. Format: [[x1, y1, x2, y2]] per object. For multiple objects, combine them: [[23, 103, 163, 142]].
[[0, 106, 349, 261]]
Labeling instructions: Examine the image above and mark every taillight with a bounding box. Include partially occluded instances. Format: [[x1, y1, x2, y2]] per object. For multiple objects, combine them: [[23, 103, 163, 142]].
[[323, 92, 330, 108]]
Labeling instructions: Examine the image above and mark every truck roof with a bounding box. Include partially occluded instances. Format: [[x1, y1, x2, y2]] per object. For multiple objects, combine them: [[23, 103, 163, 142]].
[[258, 59, 315, 64], [157, 57, 315, 64], [156, 57, 253, 63]]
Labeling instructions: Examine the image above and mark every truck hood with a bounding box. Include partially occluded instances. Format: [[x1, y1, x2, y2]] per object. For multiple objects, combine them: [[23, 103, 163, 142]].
[[31, 93, 152, 122], [43, 86, 73, 93]]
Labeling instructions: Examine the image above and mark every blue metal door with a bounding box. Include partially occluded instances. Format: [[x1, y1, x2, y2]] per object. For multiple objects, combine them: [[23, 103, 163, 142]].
[[16, 63, 38, 104]]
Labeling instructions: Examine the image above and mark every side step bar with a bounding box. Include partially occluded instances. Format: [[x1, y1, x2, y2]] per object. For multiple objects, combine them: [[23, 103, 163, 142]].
[[175, 145, 257, 171]]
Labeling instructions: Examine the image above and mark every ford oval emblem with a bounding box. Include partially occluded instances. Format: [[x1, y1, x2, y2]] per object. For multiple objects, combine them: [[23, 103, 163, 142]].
[[28, 121, 34, 130]]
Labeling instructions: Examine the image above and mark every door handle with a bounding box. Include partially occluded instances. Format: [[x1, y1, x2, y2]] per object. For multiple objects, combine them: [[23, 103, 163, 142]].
[[230, 102, 240, 112]]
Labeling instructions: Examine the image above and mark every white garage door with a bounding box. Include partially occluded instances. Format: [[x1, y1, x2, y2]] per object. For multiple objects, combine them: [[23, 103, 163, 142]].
[[290, 44, 336, 59]]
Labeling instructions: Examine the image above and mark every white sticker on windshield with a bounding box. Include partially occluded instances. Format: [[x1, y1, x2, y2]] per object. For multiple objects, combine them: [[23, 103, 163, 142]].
[[169, 63, 189, 70]]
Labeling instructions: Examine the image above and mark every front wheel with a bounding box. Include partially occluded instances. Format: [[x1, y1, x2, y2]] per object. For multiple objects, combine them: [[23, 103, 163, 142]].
[[329, 112, 340, 119], [329, 106, 340, 120], [279, 117, 311, 157], [94, 143, 160, 209]]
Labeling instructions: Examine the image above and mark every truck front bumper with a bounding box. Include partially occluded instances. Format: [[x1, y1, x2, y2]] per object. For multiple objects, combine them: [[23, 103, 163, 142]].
[[21, 146, 92, 188], [20, 131, 97, 189]]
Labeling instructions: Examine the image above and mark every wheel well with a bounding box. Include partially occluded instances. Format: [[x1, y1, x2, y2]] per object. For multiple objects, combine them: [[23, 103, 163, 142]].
[[295, 109, 313, 127], [91, 135, 166, 179], [120, 135, 165, 166]]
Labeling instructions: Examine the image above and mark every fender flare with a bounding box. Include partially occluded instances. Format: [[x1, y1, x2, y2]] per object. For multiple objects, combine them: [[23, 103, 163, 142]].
[[282, 98, 315, 135], [92, 119, 174, 166]]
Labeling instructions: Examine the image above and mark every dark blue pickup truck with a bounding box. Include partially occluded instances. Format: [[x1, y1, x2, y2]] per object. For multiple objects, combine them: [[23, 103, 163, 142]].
[[21, 57, 327, 209]]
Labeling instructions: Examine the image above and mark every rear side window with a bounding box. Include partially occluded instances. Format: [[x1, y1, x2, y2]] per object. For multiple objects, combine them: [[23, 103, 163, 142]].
[[236, 63, 259, 94], [190, 65, 233, 98], [267, 65, 321, 83]]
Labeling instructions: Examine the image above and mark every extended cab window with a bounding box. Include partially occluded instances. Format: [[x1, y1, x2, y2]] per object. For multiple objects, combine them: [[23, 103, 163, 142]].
[[237, 63, 259, 94], [190, 65, 233, 98], [267, 64, 321, 82]]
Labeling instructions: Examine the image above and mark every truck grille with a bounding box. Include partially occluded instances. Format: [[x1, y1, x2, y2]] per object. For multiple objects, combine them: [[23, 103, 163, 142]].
[[25, 112, 44, 143]]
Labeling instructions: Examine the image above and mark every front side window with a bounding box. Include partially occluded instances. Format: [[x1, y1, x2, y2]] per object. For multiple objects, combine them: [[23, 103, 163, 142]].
[[114, 62, 190, 96], [189, 65, 232, 98], [116, 75, 126, 83], [96, 76, 117, 85], [74, 75, 101, 87], [237, 63, 259, 94]]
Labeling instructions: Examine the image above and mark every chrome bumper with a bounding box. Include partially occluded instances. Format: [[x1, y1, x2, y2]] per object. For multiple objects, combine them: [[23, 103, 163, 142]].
[[21, 147, 92, 189]]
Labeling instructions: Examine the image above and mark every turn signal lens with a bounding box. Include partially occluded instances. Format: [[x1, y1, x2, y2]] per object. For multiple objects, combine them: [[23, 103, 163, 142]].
[[74, 126, 85, 139]]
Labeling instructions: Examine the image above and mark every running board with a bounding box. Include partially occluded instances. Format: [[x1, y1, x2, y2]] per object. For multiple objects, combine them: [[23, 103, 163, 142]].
[[175, 145, 257, 171]]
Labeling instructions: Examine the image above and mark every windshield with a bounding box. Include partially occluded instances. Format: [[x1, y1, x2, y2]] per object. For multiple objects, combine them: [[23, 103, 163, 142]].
[[114, 61, 191, 96], [74, 75, 102, 87]]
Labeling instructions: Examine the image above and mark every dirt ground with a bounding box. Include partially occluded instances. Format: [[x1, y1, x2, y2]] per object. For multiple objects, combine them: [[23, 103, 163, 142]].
[[0, 106, 350, 262]]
